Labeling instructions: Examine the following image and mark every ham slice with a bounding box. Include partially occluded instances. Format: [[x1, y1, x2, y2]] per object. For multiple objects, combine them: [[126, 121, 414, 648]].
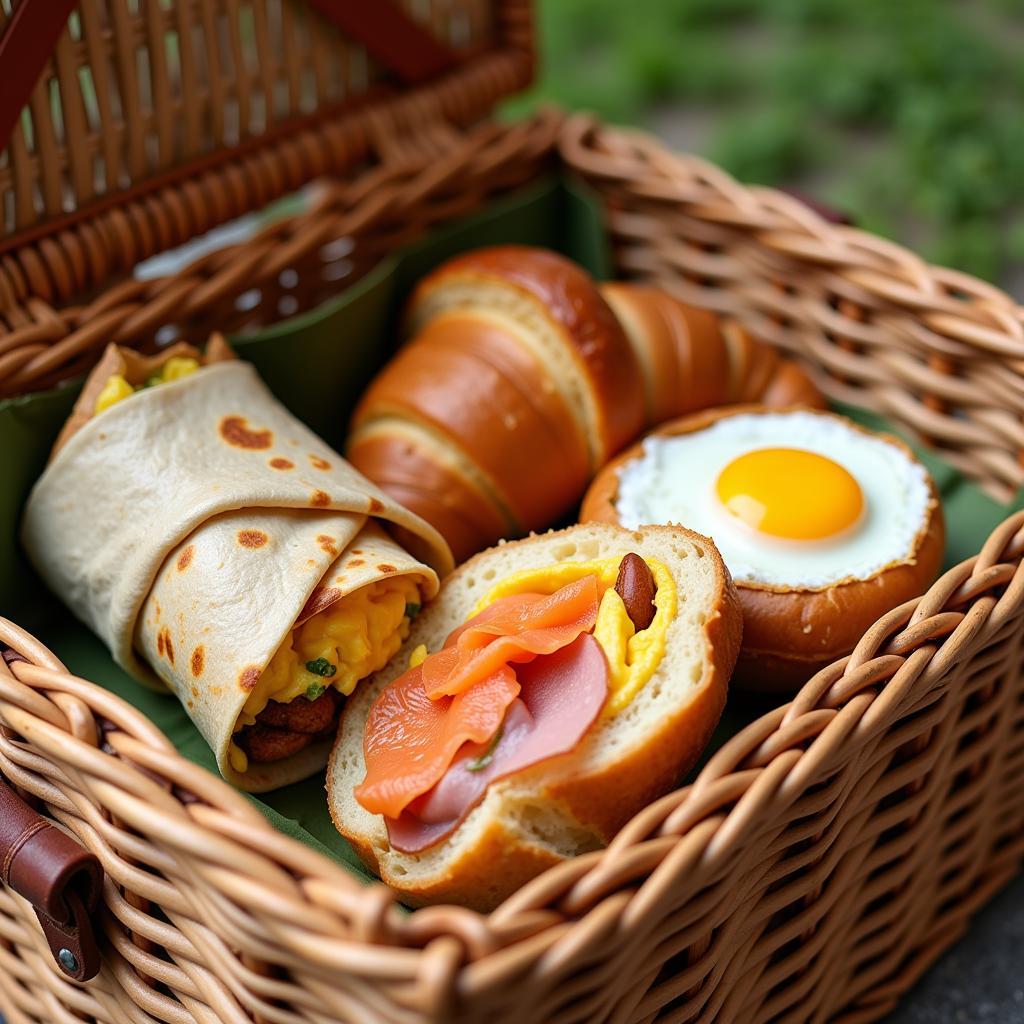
[[387, 633, 609, 853]]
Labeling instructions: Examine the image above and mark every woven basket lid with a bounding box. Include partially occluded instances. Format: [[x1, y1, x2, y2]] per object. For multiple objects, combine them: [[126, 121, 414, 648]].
[[0, 0, 535, 255]]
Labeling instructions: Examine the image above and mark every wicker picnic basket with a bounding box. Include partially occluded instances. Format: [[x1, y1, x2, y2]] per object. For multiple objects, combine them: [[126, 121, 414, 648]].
[[2, 2, 1024, 1022]]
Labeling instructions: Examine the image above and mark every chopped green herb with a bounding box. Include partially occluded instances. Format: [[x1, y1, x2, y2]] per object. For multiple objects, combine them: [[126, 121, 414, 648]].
[[405, 602, 421, 620], [466, 727, 504, 773], [306, 657, 337, 677], [305, 681, 326, 701], [144, 375, 163, 388]]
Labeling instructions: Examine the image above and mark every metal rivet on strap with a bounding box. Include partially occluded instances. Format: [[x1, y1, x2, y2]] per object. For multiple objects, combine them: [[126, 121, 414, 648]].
[[57, 948, 79, 975]]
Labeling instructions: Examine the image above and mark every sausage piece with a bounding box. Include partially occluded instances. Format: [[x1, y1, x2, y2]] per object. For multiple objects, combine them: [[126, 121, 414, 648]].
[[239, 724, 313, 763], [614, 552, 657, 631], [257, 688, 339, 734], [240, 689, 342, 763]]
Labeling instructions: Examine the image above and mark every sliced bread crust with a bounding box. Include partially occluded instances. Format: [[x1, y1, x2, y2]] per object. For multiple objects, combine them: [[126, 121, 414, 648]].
[[328, 523, 741, 910]]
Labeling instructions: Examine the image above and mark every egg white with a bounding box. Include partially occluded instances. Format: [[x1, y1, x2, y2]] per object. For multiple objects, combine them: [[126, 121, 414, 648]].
[[614, 411, 934, 589]]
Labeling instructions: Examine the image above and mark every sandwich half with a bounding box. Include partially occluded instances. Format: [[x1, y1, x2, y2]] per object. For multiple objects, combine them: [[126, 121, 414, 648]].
[[329, 522, 741, 910]]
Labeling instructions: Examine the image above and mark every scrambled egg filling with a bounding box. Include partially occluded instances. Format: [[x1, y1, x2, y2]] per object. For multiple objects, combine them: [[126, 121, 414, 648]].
[[229, 576, 421, 774], [94, 356, 201, 414], [471, 556, 677, 716]]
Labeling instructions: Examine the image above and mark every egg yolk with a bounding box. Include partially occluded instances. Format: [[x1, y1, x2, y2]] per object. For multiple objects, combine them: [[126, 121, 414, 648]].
[[715, 448, 864, 540], [471, 556, 677, 716]]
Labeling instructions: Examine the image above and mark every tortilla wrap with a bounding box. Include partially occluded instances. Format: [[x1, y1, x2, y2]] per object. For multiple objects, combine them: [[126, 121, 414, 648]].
[[23, 355, 453, 791]]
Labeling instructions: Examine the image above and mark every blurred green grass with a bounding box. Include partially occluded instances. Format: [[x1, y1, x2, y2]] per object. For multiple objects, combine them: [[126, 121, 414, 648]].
[[504, 0, 1024, 288]]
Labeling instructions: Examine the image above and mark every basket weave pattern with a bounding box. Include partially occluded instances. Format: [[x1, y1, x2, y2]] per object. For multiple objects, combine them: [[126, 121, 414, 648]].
[[0, 0, 534, 395], [1, 102, 1024, 1021], [1, 0, 499, 239], [558, 118, 1024, 505]]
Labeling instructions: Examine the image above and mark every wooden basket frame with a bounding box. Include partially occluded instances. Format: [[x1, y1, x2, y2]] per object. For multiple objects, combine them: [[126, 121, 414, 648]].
[[0, 0, 534, 397], [2, 4, 1024, 1022]]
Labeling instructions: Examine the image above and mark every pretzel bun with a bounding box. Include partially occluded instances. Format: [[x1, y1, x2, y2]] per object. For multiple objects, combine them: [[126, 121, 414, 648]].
[[599, 283, 825, 420], [348, 247, 824, 563], [345, 418, 511, 564], [581, 407, 945, 691], [403, 246, 645, 467], [350, 309, 594, 539]]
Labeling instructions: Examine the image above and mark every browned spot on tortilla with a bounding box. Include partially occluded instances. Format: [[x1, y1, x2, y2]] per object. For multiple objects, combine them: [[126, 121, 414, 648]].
[[158, 627, 175, 665], [311, 489, 330, 507], [269, 457, 294, 470], [317, 534, 339, 557], [191, 645, 205, 677], [351, 549, 363, 555], [154, 602, 161, 620], [348, 559, 365, 567], [239, 666, 262, 692], [309, 454, 331, 471], [191, 685, 199, 697], [300, 586, 342, 621], [238, 529, 268, 548], [187, 700, 194, 709], [369, 498, 384, 514], [377, 563, 396, 574], [177, 546, 194, 572], [219, 415, 273, 450]]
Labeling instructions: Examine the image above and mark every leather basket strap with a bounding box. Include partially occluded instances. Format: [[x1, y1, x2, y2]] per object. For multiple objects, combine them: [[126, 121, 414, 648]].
[[0, 0, 78, 163], [308, 0, 458, 83], [0, 653, 103, 981]]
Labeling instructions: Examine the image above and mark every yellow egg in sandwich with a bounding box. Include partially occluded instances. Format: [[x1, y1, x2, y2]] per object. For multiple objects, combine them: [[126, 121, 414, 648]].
[[581, 407, 946, 691], [471, 556, 677, 715]]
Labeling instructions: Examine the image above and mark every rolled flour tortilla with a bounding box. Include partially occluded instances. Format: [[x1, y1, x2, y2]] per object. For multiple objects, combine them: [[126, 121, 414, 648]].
[[23, 340, 453, 791]]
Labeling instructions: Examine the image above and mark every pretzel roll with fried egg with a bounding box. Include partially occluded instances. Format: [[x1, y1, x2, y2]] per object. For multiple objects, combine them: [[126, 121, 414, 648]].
[[582, 406, 945, 691]]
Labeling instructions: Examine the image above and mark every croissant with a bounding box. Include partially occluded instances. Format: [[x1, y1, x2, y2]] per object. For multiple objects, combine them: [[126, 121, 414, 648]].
[[347, 246, 823, 562]]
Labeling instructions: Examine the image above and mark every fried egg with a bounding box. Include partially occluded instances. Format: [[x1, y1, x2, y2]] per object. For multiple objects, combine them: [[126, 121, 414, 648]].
[[614, 411, 934, 589]]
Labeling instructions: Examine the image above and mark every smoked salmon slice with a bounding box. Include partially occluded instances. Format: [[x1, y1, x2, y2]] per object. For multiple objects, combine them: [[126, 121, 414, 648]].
[[388, 633, 609, 853], [356, 575, 603, 821], [355, 665, 520, 819], [422, 574, 601, 699]]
